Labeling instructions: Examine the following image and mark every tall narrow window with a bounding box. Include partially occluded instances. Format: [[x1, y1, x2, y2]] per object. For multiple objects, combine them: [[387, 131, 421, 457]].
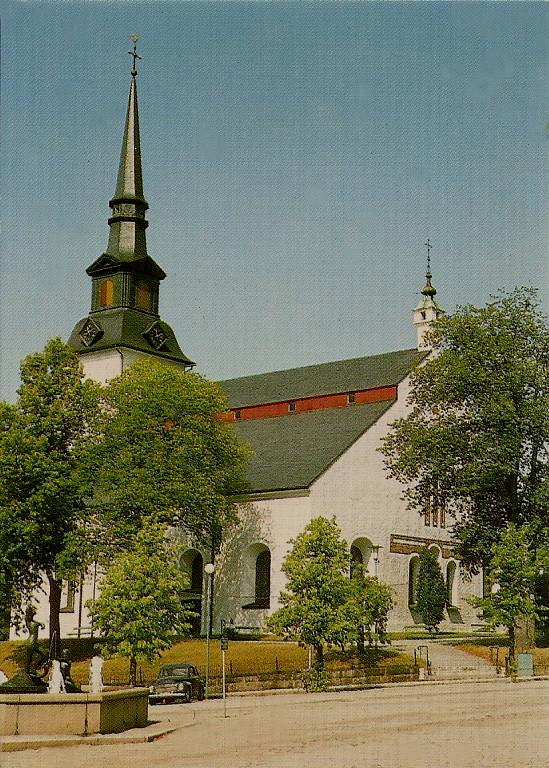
[[136, 279, 153, 311], [446, 561, 458, 606], [350, 545, 363, 579], [60, 581, 76, 613], [99, 279, 114, 307], [255, 550, 271, 608], [408, 556, 420, 605], [190, 553, 204, 592]]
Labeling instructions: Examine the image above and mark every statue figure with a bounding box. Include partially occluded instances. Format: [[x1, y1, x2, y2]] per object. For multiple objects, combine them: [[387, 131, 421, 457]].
[[47, 659, 66, 694], [23, 605, 48, 678], [59, 648, 80, 692], [89, 646, 104, 693]]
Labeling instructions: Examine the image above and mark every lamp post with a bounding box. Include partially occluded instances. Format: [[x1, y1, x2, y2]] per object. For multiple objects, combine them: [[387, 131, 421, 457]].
[[204, 562, 215, 698]]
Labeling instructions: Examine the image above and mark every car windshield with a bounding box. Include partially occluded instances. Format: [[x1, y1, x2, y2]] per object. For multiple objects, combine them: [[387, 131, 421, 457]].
[[159, 666, 193, 678]]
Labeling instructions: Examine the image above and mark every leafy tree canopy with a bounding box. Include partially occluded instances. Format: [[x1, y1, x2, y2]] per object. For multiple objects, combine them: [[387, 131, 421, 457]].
[[268, 517, 356, 670], [0, 339, 100, 635], [82, 358, 250, 557], [472, 524, 549, 658], [347, 571, 394, 647], [88, 522, 195, 685], [382, 288, 549, 572]]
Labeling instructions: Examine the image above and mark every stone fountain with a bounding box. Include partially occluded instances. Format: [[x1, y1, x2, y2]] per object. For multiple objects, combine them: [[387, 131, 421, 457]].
[[0, 606, 149, 738]]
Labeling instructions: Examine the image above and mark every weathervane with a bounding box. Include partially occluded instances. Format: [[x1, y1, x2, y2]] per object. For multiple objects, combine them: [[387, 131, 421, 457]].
[[129, 34, 142, 77]]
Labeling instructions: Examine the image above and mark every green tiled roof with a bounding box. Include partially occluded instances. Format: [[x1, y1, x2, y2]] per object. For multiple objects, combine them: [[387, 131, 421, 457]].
[[221, 347, 428, 493], [233, 399, 394, 493], [68, 308, 195, 366], [219, 348, 427, 408]]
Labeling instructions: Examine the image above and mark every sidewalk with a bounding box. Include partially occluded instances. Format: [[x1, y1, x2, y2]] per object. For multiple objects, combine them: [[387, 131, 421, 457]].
[[394, 637, 498, 680]]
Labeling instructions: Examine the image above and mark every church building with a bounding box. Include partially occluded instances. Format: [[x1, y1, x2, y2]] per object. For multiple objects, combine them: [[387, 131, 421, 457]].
[[41, 50, 483, 638]]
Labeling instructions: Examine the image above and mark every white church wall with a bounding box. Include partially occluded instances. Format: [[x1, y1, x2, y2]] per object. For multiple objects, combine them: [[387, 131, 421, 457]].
[[212, 494, 312, 633], [80, 347, 187, 386], [215, 373, 483, 633]]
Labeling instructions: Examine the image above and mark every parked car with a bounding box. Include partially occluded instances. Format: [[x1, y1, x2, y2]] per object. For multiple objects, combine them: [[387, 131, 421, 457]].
[[149, 663, 205, 704]]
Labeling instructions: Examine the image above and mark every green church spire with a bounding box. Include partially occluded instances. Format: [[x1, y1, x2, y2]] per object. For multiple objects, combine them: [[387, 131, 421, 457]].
[[69, 38, 194, 369]]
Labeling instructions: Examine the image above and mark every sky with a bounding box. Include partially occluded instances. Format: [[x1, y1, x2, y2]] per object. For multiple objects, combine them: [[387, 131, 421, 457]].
[[1, 1, 548, 402]]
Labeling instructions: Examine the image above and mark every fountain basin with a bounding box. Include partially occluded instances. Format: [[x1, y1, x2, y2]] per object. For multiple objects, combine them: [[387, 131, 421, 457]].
[[0, 688, 149, 736]]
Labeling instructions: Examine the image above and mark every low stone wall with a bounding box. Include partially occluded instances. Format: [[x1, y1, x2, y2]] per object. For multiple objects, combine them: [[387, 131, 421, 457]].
[[0, 688, 149, 737], [209, 665, 419, 693]]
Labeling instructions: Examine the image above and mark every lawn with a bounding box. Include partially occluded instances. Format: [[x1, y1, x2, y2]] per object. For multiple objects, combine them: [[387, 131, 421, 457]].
[[0, 638, 414, 687], [456, 642, 549, 674]]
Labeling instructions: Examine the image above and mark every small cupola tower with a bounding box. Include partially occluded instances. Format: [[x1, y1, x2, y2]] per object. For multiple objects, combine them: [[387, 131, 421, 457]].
[[69, 37, 194, 383], [413, 239, 442, 350]]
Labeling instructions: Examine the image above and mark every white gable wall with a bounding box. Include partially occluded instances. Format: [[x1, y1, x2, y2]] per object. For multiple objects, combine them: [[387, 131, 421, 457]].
[[214, 371, 483, 632]]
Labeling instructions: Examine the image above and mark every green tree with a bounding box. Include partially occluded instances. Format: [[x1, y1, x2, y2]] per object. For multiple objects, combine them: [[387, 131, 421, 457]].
[[88, 522, 195, 685], [268, 517, 351, 673], [347, 573, 393, 650], [473, 524, 549, 662], [382, 288, 549, 573], [83, 358, 249, 560], [415, 548, 447, 633], [0, 339, 100, 641]]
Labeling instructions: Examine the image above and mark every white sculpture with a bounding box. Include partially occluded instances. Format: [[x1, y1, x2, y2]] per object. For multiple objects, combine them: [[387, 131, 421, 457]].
[[89, 651, 104, 693], [47, 659, 67, 693]]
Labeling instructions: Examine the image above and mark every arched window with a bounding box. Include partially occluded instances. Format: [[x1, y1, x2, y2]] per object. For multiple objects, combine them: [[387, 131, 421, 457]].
[[446, 561, 458, 607], [255, 550, 271, 608], [408, 556, 420, 605], [350, 545, 363, 579], [190, 553, 204, 592], [350, 538, 375, 576], [179, 550, 204, 636], [99, 279, 114, 307], [242, 544, 271, 609]]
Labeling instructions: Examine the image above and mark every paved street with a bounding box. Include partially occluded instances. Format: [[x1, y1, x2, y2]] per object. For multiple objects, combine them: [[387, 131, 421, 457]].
[[3, 679, 548, 768]]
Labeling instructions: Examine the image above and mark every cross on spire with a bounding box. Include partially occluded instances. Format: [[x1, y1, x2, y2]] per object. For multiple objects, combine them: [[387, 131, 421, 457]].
[[425, 238, 432, 274], [129, 34, 142, 77]]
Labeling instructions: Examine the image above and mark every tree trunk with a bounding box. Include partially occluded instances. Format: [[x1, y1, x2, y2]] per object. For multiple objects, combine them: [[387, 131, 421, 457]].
[[129, 655, 137, 686], [508, 624, 516, 672], [47, 571, 62, 653], [314, 644, 324, 672]]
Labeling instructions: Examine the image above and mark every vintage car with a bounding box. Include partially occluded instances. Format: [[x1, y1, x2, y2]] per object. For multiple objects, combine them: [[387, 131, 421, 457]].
[[149, 662, 205, 704]]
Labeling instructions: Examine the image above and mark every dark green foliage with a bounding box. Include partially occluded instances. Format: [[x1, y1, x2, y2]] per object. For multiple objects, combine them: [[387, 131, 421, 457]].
[[416, 548, 447, 632], [268, 517, 351, 671], [382, 288, 549, 573], [87, 522, 195, 686], [0, 339, 100, 638], [268, 517, 394, 672], [471, 525, 549, 658], [82, 357, 250, 558]]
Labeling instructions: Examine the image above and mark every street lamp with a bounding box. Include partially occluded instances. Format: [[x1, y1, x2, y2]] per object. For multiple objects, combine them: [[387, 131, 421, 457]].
[[204, 562, 215, 698]]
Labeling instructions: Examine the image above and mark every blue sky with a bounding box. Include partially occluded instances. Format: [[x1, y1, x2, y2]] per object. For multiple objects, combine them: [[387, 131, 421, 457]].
[[1, 1, 548, 402]]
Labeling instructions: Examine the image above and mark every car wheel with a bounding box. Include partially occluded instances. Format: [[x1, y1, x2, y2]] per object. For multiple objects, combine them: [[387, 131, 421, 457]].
[[183, 688, 191, 703], [197, 687, 204, 701]]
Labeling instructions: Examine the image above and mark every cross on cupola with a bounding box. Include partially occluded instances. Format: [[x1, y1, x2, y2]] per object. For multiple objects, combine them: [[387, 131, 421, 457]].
[[129, 34, 142, 77], [412, 239, 442, 351]]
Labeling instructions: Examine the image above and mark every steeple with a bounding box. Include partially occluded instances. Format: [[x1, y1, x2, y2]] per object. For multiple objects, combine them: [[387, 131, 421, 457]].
[[69, 37, 194, 376], [413, 239, 442, 351], [106, 44, 150, 263]]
